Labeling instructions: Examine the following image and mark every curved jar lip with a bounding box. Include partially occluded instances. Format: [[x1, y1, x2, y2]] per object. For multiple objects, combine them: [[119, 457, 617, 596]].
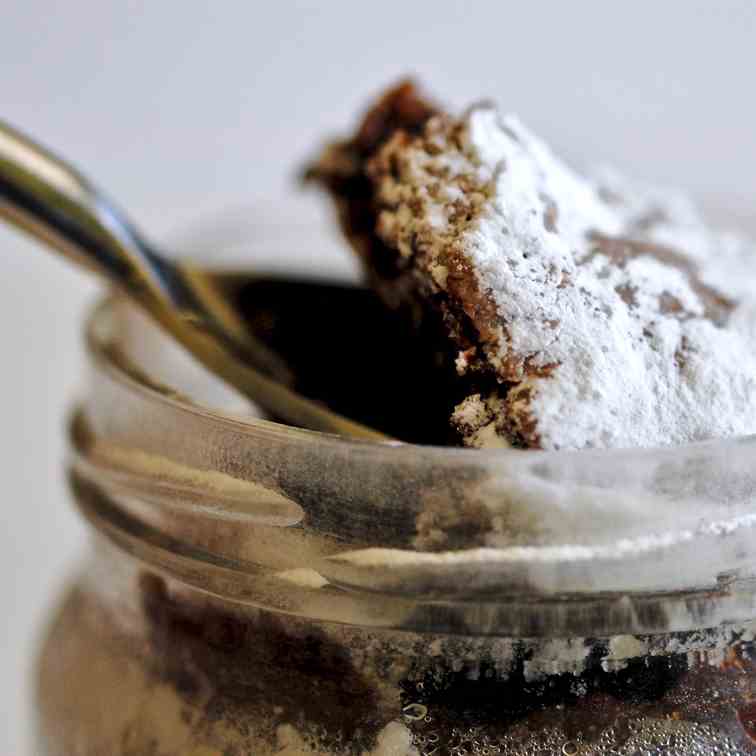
[[68, 198, 756, 637], [67, 291, 756, 638]]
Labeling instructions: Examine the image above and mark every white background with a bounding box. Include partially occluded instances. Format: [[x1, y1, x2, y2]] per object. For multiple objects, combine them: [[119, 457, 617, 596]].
[[4, 1, 756, 751]]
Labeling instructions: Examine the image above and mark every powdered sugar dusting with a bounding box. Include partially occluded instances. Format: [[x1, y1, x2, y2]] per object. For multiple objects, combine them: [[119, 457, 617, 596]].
[[372, 103, 756, 450]]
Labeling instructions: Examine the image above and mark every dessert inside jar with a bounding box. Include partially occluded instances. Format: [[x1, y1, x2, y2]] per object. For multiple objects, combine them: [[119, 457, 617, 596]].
[[34, 80, 756, 755]]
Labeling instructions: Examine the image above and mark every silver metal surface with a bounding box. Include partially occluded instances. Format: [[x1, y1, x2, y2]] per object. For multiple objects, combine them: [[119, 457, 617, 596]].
[[0, 120, 387, 441]]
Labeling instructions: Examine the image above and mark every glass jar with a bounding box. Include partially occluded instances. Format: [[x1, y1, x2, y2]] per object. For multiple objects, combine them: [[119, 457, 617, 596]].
[[34, 277, 756, 754]]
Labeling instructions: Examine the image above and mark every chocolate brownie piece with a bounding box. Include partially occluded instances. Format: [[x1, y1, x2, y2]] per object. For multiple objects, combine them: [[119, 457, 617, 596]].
[[307, 81, 756, 450]]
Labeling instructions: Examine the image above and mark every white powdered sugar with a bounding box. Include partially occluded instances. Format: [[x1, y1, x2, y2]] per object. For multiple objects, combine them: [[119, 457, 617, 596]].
[[371, 103, 756, 450]]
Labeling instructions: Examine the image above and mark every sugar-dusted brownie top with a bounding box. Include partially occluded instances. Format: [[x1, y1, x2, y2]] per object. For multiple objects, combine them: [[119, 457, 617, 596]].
[[307, 81, 756, 450]]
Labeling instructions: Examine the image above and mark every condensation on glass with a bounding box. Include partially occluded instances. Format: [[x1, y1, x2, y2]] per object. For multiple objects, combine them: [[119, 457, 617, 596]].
[[34, 293, 756, 755]]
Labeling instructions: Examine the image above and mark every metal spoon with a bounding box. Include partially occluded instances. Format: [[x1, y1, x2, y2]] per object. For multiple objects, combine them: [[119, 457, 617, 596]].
[[0, 120, 388, 441]]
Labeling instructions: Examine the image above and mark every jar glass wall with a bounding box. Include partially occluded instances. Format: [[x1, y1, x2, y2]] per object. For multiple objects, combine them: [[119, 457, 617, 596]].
[[33, 215, 756, 754]]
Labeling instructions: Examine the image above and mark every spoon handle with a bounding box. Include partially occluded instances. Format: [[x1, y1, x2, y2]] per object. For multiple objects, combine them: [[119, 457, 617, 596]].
[[0, 120, 295, 375], [0, 120, 184, 306], [0, 120, 391, 442]]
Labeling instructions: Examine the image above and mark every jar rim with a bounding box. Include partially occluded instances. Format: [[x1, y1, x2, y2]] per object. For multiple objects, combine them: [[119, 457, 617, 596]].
[[66, 290, 756, 637]]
